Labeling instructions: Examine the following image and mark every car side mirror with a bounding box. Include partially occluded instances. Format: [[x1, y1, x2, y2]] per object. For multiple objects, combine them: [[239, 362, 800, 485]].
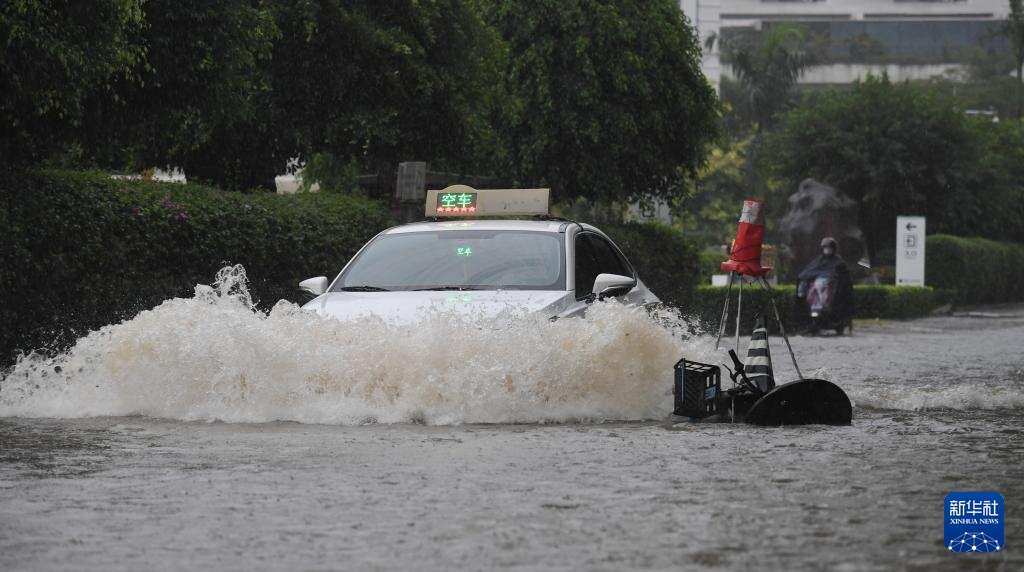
[[592, 273, 635, 300], [299, 276, 329, 296]]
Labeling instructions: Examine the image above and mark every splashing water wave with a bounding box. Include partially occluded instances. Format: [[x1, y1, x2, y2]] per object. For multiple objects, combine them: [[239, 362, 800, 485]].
[[0, 267, 720, 425], [4, 267, 1020, 423], [848, 381, 1024, 412]]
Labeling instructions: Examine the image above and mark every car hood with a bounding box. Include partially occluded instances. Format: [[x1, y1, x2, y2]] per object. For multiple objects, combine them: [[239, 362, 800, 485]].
[[302, 290, 575, 324]]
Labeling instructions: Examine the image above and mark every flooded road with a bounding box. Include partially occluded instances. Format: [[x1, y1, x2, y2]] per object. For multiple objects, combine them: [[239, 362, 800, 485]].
[[1, 297, 1022, 570]]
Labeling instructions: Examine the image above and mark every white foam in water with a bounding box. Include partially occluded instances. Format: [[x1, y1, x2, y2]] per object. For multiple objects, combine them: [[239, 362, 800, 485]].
[[6, 266, 1021, 423], [0, 266, 719, 425], [849, 382, 1024, 412], [802, 355, 1024, 412]]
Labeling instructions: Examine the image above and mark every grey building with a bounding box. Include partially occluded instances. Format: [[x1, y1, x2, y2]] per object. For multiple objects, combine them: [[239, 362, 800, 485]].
[[680, 0, 1011, 88]]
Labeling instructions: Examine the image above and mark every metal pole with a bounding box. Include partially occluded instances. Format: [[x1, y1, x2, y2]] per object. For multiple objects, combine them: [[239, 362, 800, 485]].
[[758, 277, 803, 380], [734, 275, 743, 353], [714, 272, 734, 351]]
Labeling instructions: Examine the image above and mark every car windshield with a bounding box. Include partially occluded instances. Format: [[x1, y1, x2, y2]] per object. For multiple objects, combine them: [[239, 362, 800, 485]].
[[333, 230, 565, 291]]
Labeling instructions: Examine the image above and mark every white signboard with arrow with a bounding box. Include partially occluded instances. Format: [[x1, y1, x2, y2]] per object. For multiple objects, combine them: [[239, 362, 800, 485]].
[[896, 216, 926, 287]]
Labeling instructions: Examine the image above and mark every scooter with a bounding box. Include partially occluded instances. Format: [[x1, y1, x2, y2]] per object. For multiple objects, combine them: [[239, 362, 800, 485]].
[[798, 274, 852, 336]]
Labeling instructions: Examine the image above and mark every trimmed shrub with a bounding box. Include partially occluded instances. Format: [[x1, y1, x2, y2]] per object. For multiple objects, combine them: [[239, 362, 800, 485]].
[[689, 284, 800, 334], [686, 284, 936, 334], [853, 285, 936, 320], [927, 234, 1024, 304], [599, 221, 701, 308], [698, 249, 729, 283], [0, 170, 394, 363]]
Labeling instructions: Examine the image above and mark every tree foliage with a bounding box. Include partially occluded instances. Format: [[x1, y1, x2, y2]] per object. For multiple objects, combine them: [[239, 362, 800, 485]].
[[720, 23, 813, 131], [81, 0, 282, 190], [765, 75, 1022, 257], [954, 119, 1024, 243], [486, 0, 718, 204], [271, 0, 506, 187], [3, 0, 718, 201], [925, 46, 1018, 122], [675, 137, 754, 244], [0, 0, 144, 167], [1007, 0, 1024, 117]]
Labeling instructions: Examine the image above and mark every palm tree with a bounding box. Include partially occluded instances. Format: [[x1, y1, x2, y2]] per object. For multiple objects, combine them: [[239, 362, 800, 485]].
[[722, 23, 813, 131]]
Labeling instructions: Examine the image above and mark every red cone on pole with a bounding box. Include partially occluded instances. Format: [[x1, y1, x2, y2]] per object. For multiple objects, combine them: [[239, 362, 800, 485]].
[[721, 199, 772, 277]]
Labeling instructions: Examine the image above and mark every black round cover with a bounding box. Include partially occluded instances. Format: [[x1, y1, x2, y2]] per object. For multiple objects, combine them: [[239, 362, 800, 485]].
[[745, 378, 853, 426]]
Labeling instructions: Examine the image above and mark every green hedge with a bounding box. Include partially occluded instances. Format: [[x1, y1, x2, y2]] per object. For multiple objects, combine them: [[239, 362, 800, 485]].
[[698, 250, 729, 283], [0, 170, 394, 363], [853, 285, 938, 320], [687, 284, 936, 334], [927, 234, 1024, 304], [689, 284, 800, 334], [600, 221, 700, 309]]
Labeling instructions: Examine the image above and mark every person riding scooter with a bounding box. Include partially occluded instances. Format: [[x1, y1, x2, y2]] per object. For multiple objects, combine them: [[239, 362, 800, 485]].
[[796, 237, 854, 335]]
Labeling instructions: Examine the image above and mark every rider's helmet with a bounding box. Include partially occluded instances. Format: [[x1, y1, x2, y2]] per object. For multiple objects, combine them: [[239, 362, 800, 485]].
[[820, 237, 837, 255]]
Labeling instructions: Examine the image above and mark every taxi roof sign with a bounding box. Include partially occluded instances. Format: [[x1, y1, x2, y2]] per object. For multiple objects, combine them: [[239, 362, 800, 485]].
[[425, 185, 550, 218]]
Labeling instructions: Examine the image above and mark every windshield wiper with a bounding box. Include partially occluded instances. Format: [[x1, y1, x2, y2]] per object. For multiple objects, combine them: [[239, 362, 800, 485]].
[[413, 286, 483, 291], [338, 285, 391, 292]]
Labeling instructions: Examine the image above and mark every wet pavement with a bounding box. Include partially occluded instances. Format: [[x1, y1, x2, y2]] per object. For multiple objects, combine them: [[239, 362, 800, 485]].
[[1, 309, 1022, 571]]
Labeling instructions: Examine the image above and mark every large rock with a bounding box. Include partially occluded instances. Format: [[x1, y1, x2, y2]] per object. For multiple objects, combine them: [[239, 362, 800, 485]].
[[780, 179, 864, 280]]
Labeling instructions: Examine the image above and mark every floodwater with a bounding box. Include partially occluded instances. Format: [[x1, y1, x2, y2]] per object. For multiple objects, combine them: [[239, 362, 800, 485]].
[[1, 269, 1022, 570]]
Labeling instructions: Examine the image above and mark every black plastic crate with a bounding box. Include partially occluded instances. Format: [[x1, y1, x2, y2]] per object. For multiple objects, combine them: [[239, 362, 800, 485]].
[[673, 358, 721, 418]]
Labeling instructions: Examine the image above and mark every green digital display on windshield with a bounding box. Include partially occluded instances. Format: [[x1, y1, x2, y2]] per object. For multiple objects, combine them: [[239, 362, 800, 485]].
[[436, 192, 477, 214], [456, 246, 473, 257]]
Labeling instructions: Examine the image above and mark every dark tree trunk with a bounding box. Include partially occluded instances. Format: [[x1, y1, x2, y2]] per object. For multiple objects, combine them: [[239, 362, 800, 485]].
[[1018, 60, 1023, 119]]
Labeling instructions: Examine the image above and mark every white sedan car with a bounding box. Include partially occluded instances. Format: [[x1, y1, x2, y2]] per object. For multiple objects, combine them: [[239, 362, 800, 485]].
[[298, 187, 659, 323]]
